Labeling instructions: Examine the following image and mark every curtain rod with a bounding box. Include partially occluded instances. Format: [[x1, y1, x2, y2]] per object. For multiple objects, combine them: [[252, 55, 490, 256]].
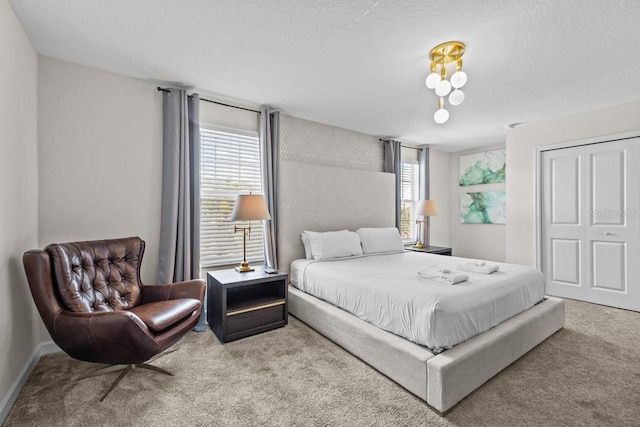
[[157, 87, 260, 114], [378, 138, 420, 150]]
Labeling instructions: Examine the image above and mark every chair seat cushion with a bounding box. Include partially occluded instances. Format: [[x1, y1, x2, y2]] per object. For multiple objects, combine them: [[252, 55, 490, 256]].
[[129, 298, 200, 333]]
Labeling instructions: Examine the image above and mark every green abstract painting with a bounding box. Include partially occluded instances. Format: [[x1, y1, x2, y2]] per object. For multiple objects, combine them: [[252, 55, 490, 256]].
[[459, 149, 506, 186], [460, 191, 506, 224]]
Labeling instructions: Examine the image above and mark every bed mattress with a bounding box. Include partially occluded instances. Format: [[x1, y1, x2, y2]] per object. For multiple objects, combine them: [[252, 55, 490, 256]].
[[291, 252, 545, 352]]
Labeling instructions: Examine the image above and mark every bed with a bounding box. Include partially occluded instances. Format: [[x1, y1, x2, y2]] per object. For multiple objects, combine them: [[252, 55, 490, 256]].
[[291, 251, 547, 352], [277, 163, 564, 414]]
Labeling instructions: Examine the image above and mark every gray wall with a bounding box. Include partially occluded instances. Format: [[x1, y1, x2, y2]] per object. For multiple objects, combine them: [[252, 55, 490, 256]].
[[38, 57, 163, 284], [428, 148, 450, 248], [0, 0, 44, 409]]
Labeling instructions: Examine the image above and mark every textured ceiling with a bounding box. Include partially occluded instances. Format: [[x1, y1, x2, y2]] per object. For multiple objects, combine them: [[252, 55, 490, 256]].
[[9, 0, 640, 151]]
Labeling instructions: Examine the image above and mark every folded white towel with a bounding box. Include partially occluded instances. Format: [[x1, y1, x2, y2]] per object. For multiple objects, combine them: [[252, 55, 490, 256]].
[[418, 268, 469, 285], [419, 265, 452, 275], [457, 261, 499, 274]]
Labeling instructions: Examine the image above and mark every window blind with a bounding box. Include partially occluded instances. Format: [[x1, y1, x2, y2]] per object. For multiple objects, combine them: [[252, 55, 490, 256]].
[[200, 127, 264, 267], [400, 162, 419, 240]]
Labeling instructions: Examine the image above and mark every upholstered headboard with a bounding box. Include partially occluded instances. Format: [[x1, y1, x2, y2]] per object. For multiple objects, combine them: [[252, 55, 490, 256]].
[[277, 161, 395, 271]]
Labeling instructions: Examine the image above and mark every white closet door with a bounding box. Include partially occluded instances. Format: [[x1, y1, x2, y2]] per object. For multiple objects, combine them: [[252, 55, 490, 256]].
[[542, 138, 640, 311], [585, 139, 640, 311], [542, 146, 587, 300]]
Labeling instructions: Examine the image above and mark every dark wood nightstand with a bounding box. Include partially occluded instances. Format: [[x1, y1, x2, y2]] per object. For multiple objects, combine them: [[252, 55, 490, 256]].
[[207, 267, 288, 343], [405, 245, 452, 256]]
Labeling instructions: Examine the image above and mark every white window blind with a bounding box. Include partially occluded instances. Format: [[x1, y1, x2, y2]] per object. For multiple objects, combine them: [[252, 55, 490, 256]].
[[400, 162, 419, 240], [200, 127, 264, 267]]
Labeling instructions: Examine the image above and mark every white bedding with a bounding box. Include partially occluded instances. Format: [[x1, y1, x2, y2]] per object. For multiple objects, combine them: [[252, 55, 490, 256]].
[[291, 252, 545, 352]]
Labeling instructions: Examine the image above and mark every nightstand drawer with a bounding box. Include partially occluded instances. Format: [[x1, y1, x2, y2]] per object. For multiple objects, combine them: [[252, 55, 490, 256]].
[[226, 304, 285, 335]]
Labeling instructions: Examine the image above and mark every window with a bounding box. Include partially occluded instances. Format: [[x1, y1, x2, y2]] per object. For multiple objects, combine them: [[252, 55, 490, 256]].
[[200, 127, 264, 267], [400, 162, 419, 241]]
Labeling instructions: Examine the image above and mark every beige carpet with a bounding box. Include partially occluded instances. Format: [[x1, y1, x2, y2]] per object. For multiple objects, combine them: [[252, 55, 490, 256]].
[[4, 299, 640, 427]]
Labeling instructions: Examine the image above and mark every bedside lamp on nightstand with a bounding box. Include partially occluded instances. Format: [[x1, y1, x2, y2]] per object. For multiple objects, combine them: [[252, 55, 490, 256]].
[[230, 194, 271, 273], [415, 199, 438, 249]]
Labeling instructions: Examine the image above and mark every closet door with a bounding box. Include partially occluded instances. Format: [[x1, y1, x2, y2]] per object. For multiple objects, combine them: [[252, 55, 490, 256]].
[[542, 138, 640, 311], [542, 146, 587, 300], [585, 139, 640, 311]]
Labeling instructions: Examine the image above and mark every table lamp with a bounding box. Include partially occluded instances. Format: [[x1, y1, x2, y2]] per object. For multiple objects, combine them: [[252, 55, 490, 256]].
[[415, 199, 438, 248], [230, 194, 271, 272]]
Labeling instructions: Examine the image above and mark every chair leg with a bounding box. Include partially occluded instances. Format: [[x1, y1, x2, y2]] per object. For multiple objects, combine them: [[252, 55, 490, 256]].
[[79, 364, 129, 379], [78, 349, 178, 401], [136, 363, 174, 376], [146, 348, 177, 364], [99, 365, 133, 402]]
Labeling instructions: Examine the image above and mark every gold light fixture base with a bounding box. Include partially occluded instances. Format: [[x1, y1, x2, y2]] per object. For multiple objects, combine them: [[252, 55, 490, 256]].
[[235, 262, 254, 273], [429, 41, 465, 64]]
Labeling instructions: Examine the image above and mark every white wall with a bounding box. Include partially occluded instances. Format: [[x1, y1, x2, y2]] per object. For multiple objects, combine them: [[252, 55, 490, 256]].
[[199, 100, 259, 133], [505, 100, 640, 267], [38, 57, 163, 283], [449, 144, 506, 261], [0, 0, 44, 412], [428, 148, 450, 247]]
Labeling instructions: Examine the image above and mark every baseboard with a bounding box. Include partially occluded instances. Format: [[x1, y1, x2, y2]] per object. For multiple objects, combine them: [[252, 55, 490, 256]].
[[0, 340, 61, 424]]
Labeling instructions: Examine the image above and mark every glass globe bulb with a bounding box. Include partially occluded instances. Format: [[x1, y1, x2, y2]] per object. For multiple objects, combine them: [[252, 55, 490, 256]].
[[425, 72, 440, 89], [449, 89, 465, 106], [434, 108, 449, 124], [435, 79, 452, 97], [451, 71, 467, 88]]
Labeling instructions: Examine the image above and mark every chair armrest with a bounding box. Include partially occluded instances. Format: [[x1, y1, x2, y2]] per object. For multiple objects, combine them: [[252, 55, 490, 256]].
[[141, 279, 206, 304], [52, 310, 158, 364]]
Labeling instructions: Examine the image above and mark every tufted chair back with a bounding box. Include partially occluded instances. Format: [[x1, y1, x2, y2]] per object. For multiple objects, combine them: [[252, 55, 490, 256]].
[[46, 237, 144, 312]]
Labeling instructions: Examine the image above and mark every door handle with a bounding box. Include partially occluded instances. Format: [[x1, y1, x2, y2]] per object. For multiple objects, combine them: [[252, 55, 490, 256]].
[[603, 232, 613, 236]]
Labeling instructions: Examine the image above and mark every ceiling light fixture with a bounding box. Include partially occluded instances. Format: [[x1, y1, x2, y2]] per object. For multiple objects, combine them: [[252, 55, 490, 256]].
[[425, 41, 467, 124]]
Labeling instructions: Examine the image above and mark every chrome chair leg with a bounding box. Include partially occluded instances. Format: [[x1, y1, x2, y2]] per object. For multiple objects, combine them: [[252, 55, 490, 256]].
[[99, 365, 133, 402], [79, 364, 128, 379], [136, 363, 173, 376], [78, 349, 177, 401]]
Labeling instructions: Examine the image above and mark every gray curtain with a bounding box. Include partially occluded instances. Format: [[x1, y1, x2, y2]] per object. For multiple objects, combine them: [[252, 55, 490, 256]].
[[157, 88, 205, 330], [383, 139, 402, 229], [419, 147, 430, 245], [260, 109, 279, 270]]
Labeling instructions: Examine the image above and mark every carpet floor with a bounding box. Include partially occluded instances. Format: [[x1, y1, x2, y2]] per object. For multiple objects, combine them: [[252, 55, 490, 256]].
[[3, 299, 640, 427]]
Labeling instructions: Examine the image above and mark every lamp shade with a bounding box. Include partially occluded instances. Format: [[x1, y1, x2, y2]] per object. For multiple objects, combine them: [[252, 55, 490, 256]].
[[230, 194, 271, 221], [416, 199, 438, 217]]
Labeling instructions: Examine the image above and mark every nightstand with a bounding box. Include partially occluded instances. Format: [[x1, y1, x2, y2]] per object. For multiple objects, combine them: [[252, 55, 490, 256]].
[[207, 267, 288, 343], [405, 245, 452, 256]]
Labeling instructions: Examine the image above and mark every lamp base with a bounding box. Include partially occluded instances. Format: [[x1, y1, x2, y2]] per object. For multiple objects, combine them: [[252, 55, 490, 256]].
[[414, 241, 425, 249], [235, 262, 254, 273]]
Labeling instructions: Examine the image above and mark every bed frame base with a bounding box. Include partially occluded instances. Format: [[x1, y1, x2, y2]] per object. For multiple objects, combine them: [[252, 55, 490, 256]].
[[288, 285, 565, 414]]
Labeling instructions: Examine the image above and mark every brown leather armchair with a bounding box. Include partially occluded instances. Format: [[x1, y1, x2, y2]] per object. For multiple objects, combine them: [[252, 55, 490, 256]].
[[23, 236, 205, 401]]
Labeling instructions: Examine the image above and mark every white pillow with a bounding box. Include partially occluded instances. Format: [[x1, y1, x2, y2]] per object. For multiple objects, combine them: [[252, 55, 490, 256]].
[[305, 230, 363, 260], [300, 232, 313, 260], [356, 227, 405, 254], [301, 230, 348, 260]]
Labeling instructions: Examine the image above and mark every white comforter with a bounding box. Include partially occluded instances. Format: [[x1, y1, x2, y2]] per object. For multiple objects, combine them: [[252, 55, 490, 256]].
[[292, 252, 545, 352]]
